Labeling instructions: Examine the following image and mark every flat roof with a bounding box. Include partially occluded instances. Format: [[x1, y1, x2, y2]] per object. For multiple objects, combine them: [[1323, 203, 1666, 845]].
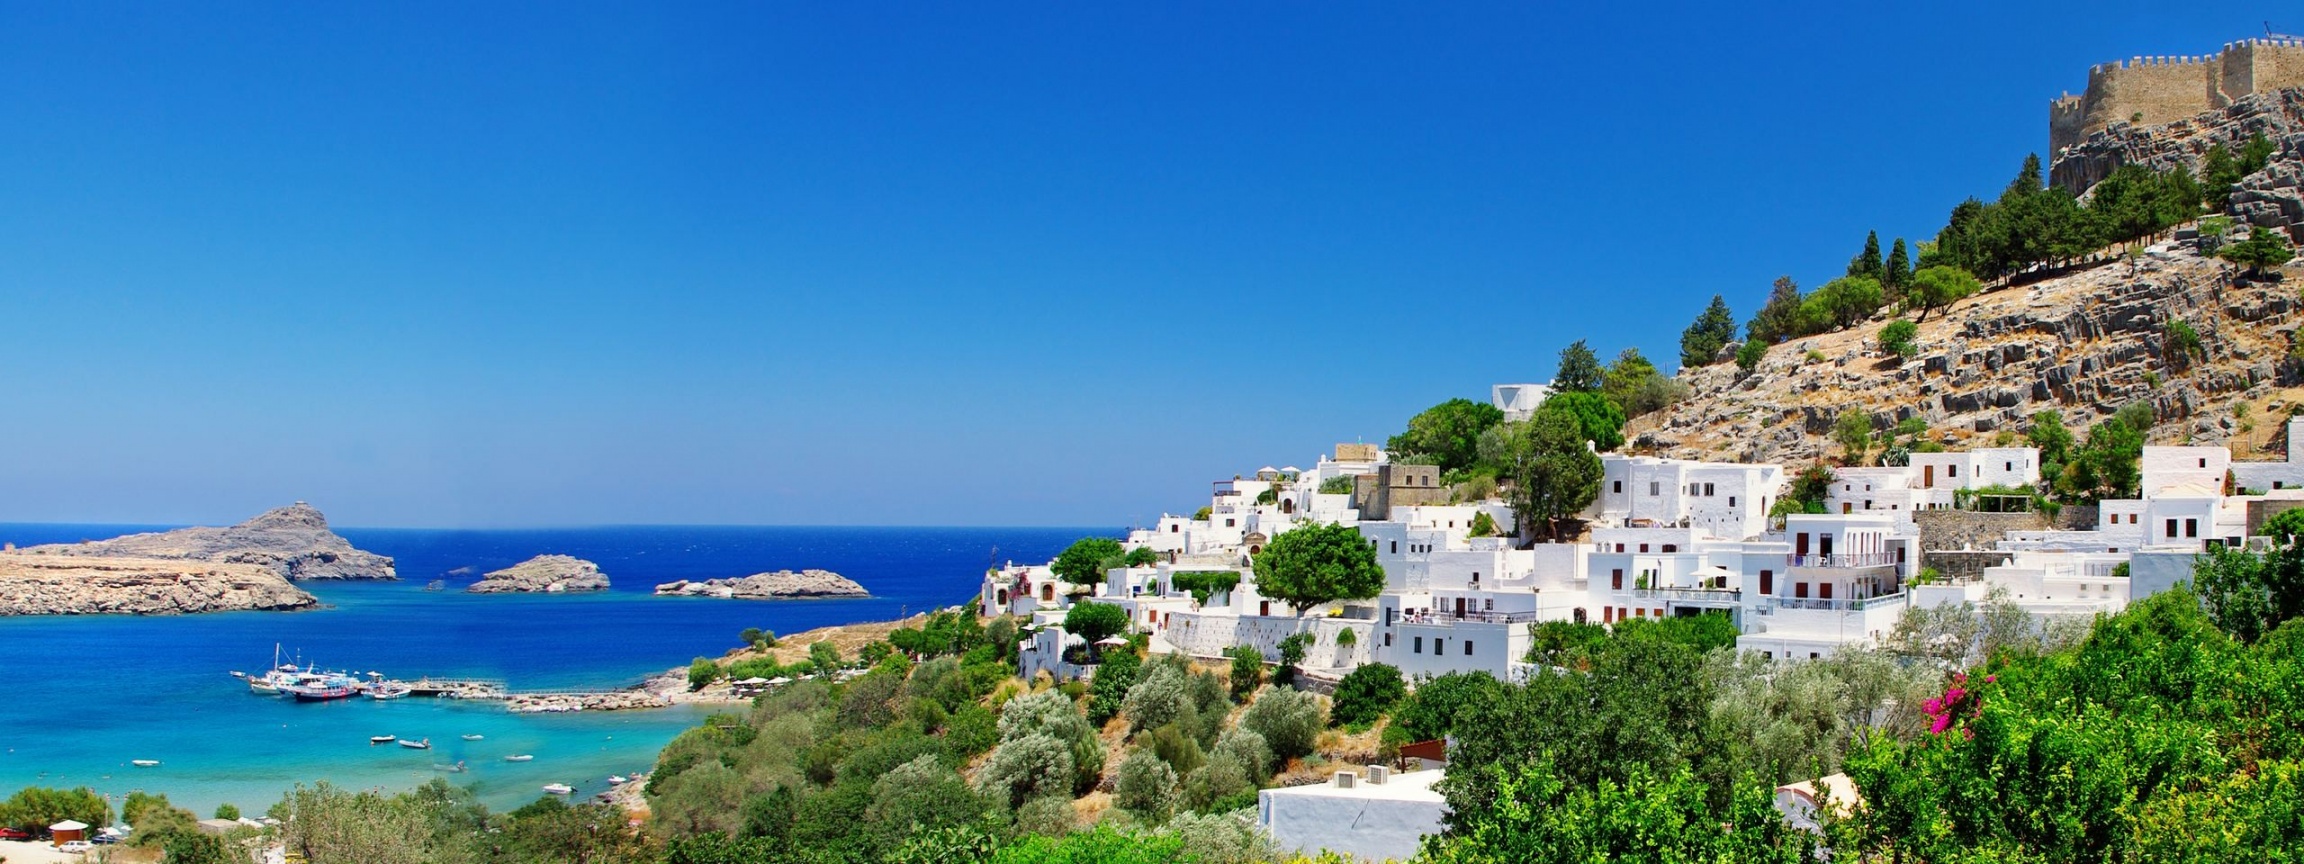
[[1263, 768, 1446, 803]]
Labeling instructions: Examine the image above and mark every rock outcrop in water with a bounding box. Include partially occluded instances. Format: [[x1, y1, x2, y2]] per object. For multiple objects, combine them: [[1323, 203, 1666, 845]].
[[14, 502, 396, 581], [467, 555, 611, 594], [0, 553, 318, 616], [653, 569, 868, 600]]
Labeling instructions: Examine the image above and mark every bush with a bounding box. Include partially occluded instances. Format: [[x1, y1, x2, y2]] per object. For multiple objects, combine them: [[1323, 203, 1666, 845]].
[[1086, 648, 1142, 726], [975, 734, 1075, 810], [1211, 726, 1275, 782], [996, 690, 1104, 794], [1240, 687, 1325, 766], [1181, 756, 1256, 814], [1052, 537, 1126, 586], [1388, 671, 1504, 744], [1113, 749, 1180, 821], [686, 657, 719, 691], [1328, 663, 1406, 728], [1318, 474, 1356, 495], [1166, 809, 1282, 863], [1736, 339, 1767, 376], [1010, 795, 1077, 839], [1880, 319, 1919, 357], [213, 802, 240, 821], [1124, 546, 1160, 567], [945, 703, 1000, 758], [1225, 645, 1263, 701], [1124, 662, 1193, 734], [1467, 511, 1498, 537]]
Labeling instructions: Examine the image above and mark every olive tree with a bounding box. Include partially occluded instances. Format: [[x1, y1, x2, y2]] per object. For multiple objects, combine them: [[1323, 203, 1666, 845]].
[[1250, 522, 1384, 613]]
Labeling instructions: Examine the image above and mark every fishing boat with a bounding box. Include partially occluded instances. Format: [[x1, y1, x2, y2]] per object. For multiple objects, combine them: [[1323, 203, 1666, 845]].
[[504, 754, 534, 762], [131, 760, 159, 767], [399, 738, 431, 750], [541, 783, 573, 795], [369, 735, 397, 745], [460, 734, 484, 741], [285, 674, 359, 702]]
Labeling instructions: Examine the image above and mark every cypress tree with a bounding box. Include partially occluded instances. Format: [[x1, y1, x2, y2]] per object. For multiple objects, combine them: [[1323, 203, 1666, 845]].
[[1884, 238, 1911, 291], [1848, 231, 1884, 280]]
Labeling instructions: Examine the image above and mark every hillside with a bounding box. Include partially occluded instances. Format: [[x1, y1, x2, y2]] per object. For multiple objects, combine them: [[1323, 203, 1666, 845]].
[[1636, 89, 2304, 467]]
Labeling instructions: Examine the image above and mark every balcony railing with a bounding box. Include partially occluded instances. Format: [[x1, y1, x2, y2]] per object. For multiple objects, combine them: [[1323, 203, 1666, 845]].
[[1397, 610, 1543, 626], [1763, 591, 1908, 613], [1790, 552, 1902, 569], [1632, 587, 1742, 603]]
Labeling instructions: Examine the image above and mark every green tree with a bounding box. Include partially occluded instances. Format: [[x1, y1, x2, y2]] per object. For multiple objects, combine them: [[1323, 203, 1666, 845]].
[[2220, 225, 2297, 277], [1833, 409, 1874, 465], [1123, 546, 1159, 567], [1466, 511, 1498, 538], [1480, 411, 1604, 541], [1274, 632, 1312, 687], [1878, 319, 1919, 358], [2029, 409, 2074, 480], [1885, 237, 1912, 291], [686, 657, 719, 691], [1225, 645, 1264, 701], [2242, 130, 2275, 173], [1531, 390, 1624, 452], [1328, 662, 1406, 728], [1086, 646, 1143, 725], [1062, 601, 1128, 646], [1051, 537, 1125, 587], [2203, 141, 2242, 208], [1736, 338, 1767, 376], [1746, 276, 1801, 344], [1678, 294, 1738, 368], [1552, 340, 1604, 392], [1387, 671, 1505, 744], [1848, 230, 1884, 281], [1250, 522, 1385, 613], [213, 802, 240, 821], [2190, 516, 2304, 643], [1903, 265, 1980, 323], [1601, 348, 1681, 418], [1385, 398, 1506, 475], [1421, 757, 1817, 864], [1239, 687, 1325, 765], [1112, 749, 1180, 822]]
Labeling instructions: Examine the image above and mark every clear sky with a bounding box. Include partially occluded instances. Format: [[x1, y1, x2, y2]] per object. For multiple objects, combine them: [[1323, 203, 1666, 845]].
[[0, 2, 2280, 528]]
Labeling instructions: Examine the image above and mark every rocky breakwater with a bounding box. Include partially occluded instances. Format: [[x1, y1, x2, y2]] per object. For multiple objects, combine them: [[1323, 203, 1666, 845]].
[[653, 569, 868, 600], [0, 553, 318, 616], [466, 555, 611, 594], [14, 502, 395, 580]]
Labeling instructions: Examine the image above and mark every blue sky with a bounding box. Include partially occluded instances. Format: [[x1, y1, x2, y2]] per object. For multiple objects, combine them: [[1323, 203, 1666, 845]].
[[0, 2, 2277, 527]]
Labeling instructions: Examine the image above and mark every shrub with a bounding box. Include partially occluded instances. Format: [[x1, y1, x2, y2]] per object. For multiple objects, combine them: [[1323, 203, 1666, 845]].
[[975, 734, 1075, 809], [1171, 571, 1241, 605], [1124, 546, 1160, 567], [1225, 645, 1263, 702], [945, 703, 1000, 758], [1388, 671, 1504, 744], [1736, 339, 1767, 376], [213, 803, 240, 821], [1467, 511, 1498, 538], [1064, 602, 1129, 646], [996, 690, 1104, 794], [686, 657, 719, 691], [1010, 795, 1077, 839], [1165, 809, 1282, 863], [1124, 662, 1193, 734], [1211, 727, 1274, 782], [1052, 537, 1126, 586], [865, 755, 989, 852], [1113, 749, 1180, 821], [1086, 648, 1142, 726], [1181, 756, 1256, 814], [1240, 687, 1325, 766], [1880, 319, 1919, 357], [1328, 663, 1406, 728]]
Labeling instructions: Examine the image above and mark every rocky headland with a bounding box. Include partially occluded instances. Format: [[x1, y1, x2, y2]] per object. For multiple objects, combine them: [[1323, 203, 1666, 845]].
[[0, 553, 318, 616], [467, 555, 611, 594], [13, 502, 396, 581], [653, 569, 867, 600]]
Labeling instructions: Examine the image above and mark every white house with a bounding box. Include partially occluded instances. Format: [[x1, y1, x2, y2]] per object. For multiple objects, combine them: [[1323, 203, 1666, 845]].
[[1491, 383, 1552, 421], [1595, 454, 1784, 540], [1259, 767, 1448, 863]]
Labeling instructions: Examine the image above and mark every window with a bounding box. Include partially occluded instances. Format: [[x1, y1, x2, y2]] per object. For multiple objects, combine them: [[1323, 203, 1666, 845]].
[[1613, 480, 1622, 494], [1225, 518, 1236, 527], [1662, 544, 1677, 553], [1820, 583, 1834, 600], [1391, 541, 1398, 554], [1484, 598, 1493, 611], [1635, 608, 1646, 618], [2166, 518, 2178, 539], [1170, 524, 1179, 533], [1810, 652, 1820, 660], [1647, 481, 1660, 496], [1730, 496, 1737, 507], [1704, 482, 1716, 496], [1795, 582, 1809, 599], [1949, 465, 1959, 477], [1464, 640, 1474, 656], [1639, 544, 1650, 553], [2199, 458, 2208, 468], [1760, 569, 1773, 595], [1612, 569, 1624, 590], [1603, 606, 1613, 623], [1413, 637, 1423, 654], [1384, 633, 1393, 647], [2186, 519, 2199, 538], [2005, 461, 2013, 472], [1435, 638, 1446, 655]]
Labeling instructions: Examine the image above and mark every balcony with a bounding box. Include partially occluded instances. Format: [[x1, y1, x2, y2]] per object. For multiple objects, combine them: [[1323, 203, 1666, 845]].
[[1632, 587, 1742, 603], [1761, 592, 1908, 613], [1397, 610, 1543, 626], [1789, 552, 1902, 569]]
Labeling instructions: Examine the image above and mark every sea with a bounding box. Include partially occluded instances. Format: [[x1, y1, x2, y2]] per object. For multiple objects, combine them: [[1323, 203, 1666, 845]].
[[0, 524, 1101, 816]]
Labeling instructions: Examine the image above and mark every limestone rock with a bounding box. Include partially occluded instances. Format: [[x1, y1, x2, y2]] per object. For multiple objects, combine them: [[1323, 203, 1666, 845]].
[[0, 553, 318, 616], [654, 569, 868, 600], [467, 555, 610, 594], [15, 502, 395, 580]]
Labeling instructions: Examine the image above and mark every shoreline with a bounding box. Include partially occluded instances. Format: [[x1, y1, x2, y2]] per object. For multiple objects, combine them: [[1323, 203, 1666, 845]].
[[512, 612, 938, 713]]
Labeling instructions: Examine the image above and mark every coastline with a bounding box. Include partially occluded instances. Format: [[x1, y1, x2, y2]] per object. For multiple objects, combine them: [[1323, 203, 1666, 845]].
[[516, 612, 938, 713]]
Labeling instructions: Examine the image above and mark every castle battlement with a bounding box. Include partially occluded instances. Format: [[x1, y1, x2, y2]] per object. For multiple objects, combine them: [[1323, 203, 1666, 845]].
[[2050, 38, 2304, 153]]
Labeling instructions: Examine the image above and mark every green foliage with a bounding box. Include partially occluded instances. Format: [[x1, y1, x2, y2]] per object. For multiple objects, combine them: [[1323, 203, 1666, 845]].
[[1113, 749, 1180, 821], [1121, 546, 1159, 568], [994, 690, 1104, 796], [213, 802, 240, 821], [160, 829, 234, 864], [738, 627, 765, 646], [1792, 275, 1886, 334], [1386, 398, 1507, 475], [2056, 403, 2152, 502], [2204, 141, 2243, 208], [1746, 276, 1801, 345], [1679, 293, 1738, 368], [2190, 538, 2304, 644], [989, 826, 1191, 864], [889, 609, 991, 660], [863, 755, 989, 853], [809, 640, 845, 673], [686, 657, 720, 691], [1225, 645, 1263, 702], [1885, 237, 1912, 290], [1329, 662, 1406, 728], [975, 733, 1075, 810], [1240, 687, 1326, 766], [1848, 230, 1884, 281], [2029, 409, 2074, 476], [1250, 522, 1385, 613], [1879, 318, 1919, 357], [1833, 408, 1874, 465], [1601, 347, 1685, 418], [1552, 339, 1604, 392], [2220, 225, 2297, 276], [1390, 671, 1506, 745], [1062, 601, 1128, 646], [1124, 661, 1195, 734], [1531, 390, 1624, 452], [1316, 474, 1355, 495], [1466, 510, 1498, 538], [1086, 646, 1141, 726], [1481, 409, 1605, 541], [1170, 570, 1241, 605], [1192, 505, 1211, 521], [1421, 756, 1818, 864], [1051, 537, 1125, 586], [2166, 317, 2205, 365], [1736, 337, 1767, 375]]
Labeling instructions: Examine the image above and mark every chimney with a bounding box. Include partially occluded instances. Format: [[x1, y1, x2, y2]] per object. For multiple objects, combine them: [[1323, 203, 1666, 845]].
[[1333, 770, 1359, 789]]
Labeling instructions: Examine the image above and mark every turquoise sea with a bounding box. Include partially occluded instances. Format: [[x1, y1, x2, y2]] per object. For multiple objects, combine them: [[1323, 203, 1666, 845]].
[[0, 524, 1098, 815]]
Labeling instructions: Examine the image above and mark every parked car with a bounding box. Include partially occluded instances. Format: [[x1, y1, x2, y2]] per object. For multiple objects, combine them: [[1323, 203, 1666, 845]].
[[0, 826, 30, 840], [59, 839, 94, 854]]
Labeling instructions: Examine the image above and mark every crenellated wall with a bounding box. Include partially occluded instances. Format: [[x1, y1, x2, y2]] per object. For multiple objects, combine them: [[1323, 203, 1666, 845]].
[[2050, 39, 2304, 154]]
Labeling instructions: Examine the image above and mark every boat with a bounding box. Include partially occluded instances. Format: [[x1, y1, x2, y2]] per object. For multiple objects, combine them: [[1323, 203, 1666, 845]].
[[131, 760, 159, 767], [367, 683, 412, 700], [398, 738, 431, 750], [433, 761, 467, 774], [285, 674, 359, 702], [460, 734, 484, 741], [424, 579, 445, 591], [541, 783, 573, 795], [607, 775, 628, 785], [369, 735, 397, 745], [504, 754, 534, 762]]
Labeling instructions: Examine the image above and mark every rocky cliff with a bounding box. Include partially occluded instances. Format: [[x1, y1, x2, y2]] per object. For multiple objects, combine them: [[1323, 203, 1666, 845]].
[[467, 555, 611, 594], [1639, 241, 2301, 465], [2051, 87, 2304, 238], [654, 569, 868, 600], [0, 553, 318, 616], [15, 503, 395, 580]]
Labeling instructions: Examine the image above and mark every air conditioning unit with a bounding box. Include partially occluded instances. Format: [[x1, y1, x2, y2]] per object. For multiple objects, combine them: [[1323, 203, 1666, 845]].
[[1333, 770, 1359, 789], [1367, 765, 1391, 785]]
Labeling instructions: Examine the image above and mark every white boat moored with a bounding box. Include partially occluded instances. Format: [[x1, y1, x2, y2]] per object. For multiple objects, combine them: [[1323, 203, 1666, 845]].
[[131, 760, 160, 767], [541, 783, 573, 795]]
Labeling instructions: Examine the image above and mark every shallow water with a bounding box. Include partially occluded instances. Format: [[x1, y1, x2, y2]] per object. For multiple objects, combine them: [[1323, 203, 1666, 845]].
[[0, 523, 1099, 814]]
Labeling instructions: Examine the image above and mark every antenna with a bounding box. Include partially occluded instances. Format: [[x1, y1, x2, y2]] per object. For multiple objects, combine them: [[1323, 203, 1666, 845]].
[[2270, 21, 2302, 40]]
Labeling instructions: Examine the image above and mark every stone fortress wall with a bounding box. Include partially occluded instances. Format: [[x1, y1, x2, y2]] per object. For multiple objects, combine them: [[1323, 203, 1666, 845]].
[[2051, 38, 2304, 153]]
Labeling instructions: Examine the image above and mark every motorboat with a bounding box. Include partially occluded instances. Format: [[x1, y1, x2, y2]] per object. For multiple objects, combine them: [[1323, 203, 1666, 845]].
[[398, 738, 432, 750], [131, 760, 159, 767], [541, 783, 573, 795], [607, 775, 628, 785], [434, 761, 468, 774], [369, 735, 397, 745], [460, 734, 484, 741], [504, 754, 534, 762], [367, 683, 412, 700]]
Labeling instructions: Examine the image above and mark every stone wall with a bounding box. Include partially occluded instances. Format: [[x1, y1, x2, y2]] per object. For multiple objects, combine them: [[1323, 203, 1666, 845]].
[[1925, 550, 2018, 581], [1915, 510, 2050, 551], [2050, 39, 2304, 154]]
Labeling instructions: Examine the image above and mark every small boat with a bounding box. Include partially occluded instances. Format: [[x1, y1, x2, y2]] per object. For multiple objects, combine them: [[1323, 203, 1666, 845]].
[[460, 734, 484, 741], [504, 754, 534, 762], [398, 738, 431, 750], [433, 761, 468, 774], [541, 783, 573, 795], [425, 579, 446, 591], [131, 760, 160, 767], [607, 775, 628, 785], [367, 683, 412, 700], [370, 735, 397, 745]]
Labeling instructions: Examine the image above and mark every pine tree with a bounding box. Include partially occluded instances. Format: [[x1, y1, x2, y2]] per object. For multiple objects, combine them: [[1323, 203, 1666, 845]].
[[1678, 295, 1737, 368], [1553, 340, 1604, 392], [1848, 231, 1883, 280], [2003, 153, 2043, 201], [1746, 277, 1801, 345], [1885, 238, 1912, 291]]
